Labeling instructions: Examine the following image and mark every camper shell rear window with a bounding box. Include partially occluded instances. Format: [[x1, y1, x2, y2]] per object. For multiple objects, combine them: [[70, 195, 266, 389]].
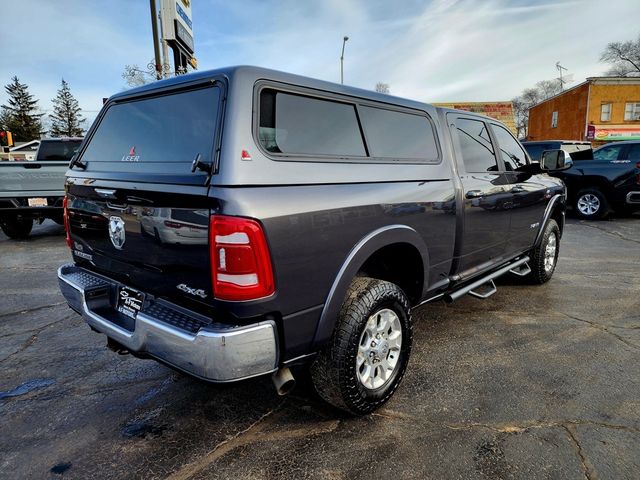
[[78, 85, 221, 174]]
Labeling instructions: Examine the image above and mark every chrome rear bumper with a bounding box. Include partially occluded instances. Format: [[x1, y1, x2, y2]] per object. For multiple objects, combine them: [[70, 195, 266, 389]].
[[57, 264, 278, 382]]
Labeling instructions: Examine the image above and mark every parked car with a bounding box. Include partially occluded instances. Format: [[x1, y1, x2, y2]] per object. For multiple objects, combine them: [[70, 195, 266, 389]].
[[0, 137, 82, 238], [522, 140, 640, 219], [58, 66, 569, 415]]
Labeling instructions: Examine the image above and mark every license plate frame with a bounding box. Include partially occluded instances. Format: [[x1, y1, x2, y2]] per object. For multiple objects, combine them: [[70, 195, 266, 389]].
[[116, 286, 145, 319], [28, 197, 48, 207]]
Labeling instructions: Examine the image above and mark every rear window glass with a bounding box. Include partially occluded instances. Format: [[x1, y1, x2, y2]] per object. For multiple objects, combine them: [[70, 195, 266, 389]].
[[80, 86, 219, 167], [523, 143, 554, 162], [37, 140, 82, 161], [259, 89, 366, 157], [359, 106, 438, 161]]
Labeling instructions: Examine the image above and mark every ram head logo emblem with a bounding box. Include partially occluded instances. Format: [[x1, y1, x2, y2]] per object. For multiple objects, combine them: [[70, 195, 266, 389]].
[[109, 216, 126, 250]]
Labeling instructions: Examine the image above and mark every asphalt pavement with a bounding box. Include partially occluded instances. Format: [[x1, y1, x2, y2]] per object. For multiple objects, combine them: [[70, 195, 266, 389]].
[[0, 217, 638, 479]]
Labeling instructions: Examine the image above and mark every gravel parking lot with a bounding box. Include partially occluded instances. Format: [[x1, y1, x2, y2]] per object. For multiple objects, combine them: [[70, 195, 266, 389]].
[[1, 217, 638, 479]]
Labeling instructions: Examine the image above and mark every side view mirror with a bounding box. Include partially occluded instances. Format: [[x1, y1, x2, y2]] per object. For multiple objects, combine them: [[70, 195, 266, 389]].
[[541, 149, 573, 171]]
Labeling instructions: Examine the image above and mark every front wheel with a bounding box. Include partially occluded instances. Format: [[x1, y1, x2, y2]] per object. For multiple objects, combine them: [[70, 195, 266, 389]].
[[528, 219, 560, 284], [311, 277, 412, 415], [574, 188, 609, 220], [0, 217, 33, 239]]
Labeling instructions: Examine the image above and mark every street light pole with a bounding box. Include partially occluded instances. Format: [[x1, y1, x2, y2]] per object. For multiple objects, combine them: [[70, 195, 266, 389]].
[[340, 36, 349, 84]]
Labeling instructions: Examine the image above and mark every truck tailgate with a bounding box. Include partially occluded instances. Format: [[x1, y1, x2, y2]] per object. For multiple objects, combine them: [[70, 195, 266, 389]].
[[0, 162, 67, 197]]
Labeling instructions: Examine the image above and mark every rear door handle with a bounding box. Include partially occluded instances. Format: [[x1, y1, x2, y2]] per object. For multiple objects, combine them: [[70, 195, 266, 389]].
[[465, 190, 483, 199], [511, 185, 526, 193]]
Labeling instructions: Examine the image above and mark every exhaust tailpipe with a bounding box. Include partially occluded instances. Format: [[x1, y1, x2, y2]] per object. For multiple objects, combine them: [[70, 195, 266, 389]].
[[272, 367, 296, 396]]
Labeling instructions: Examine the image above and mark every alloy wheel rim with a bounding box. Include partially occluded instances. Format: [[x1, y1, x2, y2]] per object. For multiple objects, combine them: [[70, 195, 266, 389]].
[[577, 194, 600, 216], [356, 308, 402, 390], [544, 232, 557, 273]]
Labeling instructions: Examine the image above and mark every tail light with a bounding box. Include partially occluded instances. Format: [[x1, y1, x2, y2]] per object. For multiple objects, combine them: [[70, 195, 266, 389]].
[[209, 215, 275, 301], [63, 196, 72, 248]]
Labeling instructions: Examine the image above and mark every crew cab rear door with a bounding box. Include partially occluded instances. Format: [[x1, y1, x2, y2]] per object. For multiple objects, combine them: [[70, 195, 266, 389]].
[[488, 122, 548, 256], [447, 114, 510, 275]]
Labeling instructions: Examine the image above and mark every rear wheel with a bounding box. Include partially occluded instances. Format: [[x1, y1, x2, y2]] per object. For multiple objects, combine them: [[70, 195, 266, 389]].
[[0, 217, 33, 239], [574, 188, 609, 220], [311, 277, 412, 415], [528, 219, 560, 284]]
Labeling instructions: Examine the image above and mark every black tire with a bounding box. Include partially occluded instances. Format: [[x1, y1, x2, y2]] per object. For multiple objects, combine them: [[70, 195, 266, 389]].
[[574, 188, 609, 220], [311, 277, 412, 415], [0, 217, 33, 239], [528, 219, 560, 284]]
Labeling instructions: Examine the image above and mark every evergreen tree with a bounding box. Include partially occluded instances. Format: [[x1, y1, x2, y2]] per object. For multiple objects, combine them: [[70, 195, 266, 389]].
[[49, 79, 85, 137], [0, 76, 43, 141]]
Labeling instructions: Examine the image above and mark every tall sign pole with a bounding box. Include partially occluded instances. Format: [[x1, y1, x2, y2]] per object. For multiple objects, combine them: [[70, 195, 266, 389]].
[[149, 0, 163, 80], [160, 0, 196, 75]]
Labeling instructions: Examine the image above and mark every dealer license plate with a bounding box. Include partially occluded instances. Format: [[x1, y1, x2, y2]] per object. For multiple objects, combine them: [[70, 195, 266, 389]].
[[116, 286, 145, 319], [28, 197, 47, 207]]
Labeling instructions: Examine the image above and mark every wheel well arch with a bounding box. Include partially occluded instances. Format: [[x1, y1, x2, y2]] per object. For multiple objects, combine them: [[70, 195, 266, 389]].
[[312, 225, 429, 349], [357, 242, 424, 305], [570, 176, 613, 200]]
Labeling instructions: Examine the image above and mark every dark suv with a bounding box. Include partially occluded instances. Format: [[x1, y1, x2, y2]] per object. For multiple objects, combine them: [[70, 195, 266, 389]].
[[58, 66, 569, 414]]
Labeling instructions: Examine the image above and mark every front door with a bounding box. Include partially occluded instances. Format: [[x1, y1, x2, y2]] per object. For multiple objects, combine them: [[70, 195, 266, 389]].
[[448, 115, 511, 277], [489, 123, 548, 255]]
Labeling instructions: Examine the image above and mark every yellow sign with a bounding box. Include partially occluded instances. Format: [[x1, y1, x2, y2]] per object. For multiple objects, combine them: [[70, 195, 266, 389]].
[[188, 56, 198, 69]]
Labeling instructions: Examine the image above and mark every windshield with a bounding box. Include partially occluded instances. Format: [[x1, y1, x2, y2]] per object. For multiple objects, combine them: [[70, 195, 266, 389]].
[[37, 140, 82, 161], [79, 85, 220, 173]]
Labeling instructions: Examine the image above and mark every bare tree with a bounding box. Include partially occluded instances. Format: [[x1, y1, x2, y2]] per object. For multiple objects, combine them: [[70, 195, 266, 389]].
[[600, 35, 640, 77], [512, 79, 562, 139], [375, 82, 390, 94]]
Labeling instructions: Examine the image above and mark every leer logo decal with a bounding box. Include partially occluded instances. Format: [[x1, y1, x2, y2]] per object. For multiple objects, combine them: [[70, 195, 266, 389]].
[[121, 146, 140, 162], [109, 216, 126, 250]]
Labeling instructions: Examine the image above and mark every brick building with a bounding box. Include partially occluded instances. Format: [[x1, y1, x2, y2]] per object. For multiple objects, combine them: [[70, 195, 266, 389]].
[[434, 102, 516, 135], [527, 77, 640, 143]]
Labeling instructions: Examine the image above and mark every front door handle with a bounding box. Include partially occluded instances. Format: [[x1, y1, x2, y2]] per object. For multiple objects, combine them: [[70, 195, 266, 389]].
[[466, 190, 483, 199], [511, 185, 526, 193]]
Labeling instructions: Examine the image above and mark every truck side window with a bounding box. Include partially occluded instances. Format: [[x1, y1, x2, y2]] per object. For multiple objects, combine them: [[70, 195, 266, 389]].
[[626, 144, 640, 159], [358, 106, 438, 162], [455, 118, 499, 173], [258, 89, 366, 157], [593, 145, 624, 161], [492, 124, 528, 170]]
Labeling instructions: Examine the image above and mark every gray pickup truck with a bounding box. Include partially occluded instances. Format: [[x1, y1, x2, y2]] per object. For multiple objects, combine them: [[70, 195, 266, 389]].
[[58, 67, 570, 414], [0, 138, 82, 238]]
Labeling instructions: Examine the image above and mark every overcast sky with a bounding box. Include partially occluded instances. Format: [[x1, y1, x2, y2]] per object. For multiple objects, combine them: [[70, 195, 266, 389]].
[[1, 0, 639, 126]]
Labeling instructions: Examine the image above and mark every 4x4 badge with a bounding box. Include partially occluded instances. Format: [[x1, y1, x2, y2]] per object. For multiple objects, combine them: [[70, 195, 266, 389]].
[[109, 216, 126, 250]]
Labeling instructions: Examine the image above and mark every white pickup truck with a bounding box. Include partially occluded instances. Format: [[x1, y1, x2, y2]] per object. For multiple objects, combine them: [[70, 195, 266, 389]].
[[0, 138, 82, 238]]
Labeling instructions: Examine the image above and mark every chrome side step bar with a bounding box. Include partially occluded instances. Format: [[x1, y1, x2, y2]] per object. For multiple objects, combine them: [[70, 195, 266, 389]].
[[509, 262, 531, 277], [444, 256, 530, 304], [468, 279, 497, 299]]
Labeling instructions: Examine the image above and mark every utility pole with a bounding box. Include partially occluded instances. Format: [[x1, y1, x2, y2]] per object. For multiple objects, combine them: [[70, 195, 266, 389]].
[[340, 36, 349, 84], [149, 0, 162, 80]]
